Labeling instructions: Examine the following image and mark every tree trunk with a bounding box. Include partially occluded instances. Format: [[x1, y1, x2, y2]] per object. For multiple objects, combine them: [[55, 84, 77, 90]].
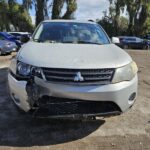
[[62, 0, 77, 19], [36, 0, 44, 26], [52, 0, 64, 19]]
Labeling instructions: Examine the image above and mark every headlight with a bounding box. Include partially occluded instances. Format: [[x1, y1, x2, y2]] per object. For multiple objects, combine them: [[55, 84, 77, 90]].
[[112, 61, 138, 83], [17, 62, 42, 78], [17, 62, 32, 76]]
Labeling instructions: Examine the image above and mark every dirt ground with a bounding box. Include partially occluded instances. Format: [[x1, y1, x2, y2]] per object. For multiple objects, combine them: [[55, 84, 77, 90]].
[[0, 50, 149, 150]]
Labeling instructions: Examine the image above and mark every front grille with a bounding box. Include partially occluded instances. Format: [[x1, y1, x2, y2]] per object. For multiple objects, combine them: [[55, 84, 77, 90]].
[[42, 68, 115, 85], [33, 96, 121, 117]]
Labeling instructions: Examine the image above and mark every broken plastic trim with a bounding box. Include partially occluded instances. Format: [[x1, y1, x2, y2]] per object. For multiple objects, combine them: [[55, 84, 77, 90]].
[[31, 111, 121, 119], [26, 78, 40, 107]]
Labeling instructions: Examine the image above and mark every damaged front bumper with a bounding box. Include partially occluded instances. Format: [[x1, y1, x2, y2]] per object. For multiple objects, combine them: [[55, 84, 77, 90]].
[[8, 73, 138, 118]]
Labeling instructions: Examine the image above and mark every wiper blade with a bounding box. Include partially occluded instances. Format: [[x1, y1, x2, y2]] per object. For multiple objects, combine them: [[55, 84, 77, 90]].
[[44, 40, 59, 43], [77, 40, 102, 45], [62, 40, 102, 45], [33, 39, 42, 42], [33, 39, 60, 43], [62, 41, 76, 43]]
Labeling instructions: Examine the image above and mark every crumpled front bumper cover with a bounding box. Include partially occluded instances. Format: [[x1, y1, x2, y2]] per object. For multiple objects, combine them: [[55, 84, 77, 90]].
[[8, 73, 138, 118], [31, 96, 121, 118]]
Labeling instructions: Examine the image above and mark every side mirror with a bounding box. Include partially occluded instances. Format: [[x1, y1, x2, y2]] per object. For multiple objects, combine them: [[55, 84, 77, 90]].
[[20, 35, 30, 43], [112, 37, 120, 44]]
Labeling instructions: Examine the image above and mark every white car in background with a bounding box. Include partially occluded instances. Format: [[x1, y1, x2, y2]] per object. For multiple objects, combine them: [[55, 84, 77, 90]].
[[8, 20, 138, 118]]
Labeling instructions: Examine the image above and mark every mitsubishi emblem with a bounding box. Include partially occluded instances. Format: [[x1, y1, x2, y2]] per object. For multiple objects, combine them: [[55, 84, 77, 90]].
[[74, 72, 84, 82]]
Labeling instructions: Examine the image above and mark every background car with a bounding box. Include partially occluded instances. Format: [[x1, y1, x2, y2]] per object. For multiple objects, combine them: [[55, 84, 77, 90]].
[[144, 34, 150, 40], [8, 32, 32, 43], [118, 36, 149, 50], [0, 40, 17, 55], [0, 32, 21, 48]]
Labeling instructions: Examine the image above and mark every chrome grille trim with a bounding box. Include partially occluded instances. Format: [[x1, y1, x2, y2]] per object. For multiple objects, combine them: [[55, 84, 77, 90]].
[[41, 68, 115, 85]]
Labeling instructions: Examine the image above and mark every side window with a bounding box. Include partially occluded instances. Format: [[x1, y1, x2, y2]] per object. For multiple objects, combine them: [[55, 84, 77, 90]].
[[136, 38, 143, 42]]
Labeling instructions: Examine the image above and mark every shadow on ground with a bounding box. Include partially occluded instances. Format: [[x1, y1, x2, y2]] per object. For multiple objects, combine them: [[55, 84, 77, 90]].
[[0, 67, 104, 147]]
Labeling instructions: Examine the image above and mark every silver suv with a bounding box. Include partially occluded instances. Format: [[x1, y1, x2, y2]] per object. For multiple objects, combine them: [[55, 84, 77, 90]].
[[8, 20, 138, 118]]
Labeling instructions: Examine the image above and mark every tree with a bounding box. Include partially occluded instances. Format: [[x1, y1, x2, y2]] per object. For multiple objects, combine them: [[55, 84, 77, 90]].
[[124, 0, 150, 36], [35, 0, 44, 26], [22, 0, 33, 11], [52, 0, 77, 19], [0, 0, 33, 31], [0, 0, 10, 30], [109, 0, 125, 35], [134, 0, 150, 35], [99, 0, 150, 36], [22, 0, 78, 26], [52, 0, 64, 19], [99, 0, 126, 36], [62, 0, 77, 19]]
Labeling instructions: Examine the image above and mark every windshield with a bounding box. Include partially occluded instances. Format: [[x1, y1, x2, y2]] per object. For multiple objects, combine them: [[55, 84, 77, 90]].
[[33, 22, 110, 45]]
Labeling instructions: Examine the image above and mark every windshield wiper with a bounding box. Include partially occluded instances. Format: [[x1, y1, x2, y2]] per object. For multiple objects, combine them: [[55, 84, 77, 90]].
[[77, 40, 102, 45], [33, 39, 59, 43], [33, 39, 102, 45], [43, 40, 60, 43], [33, 39, 42, 42], [62, 40, 102, 45]]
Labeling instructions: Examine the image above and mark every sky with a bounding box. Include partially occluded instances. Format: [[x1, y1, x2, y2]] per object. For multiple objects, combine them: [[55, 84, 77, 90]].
[[18, 0, 109, 24], [76, 0, 109, 20]]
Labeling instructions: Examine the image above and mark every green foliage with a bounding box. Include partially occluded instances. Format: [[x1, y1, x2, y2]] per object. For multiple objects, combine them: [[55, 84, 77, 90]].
[[22, 0, 33, 11], [0, 0, 78, 30], [0, 0, 10, 30], [52, 0, 77, 20], [62, 0, 77, 19], [99, 0, 150, 37], [52, 0, 64, 19], [0, 0, 33, 32], [98, 16, 128, 37]]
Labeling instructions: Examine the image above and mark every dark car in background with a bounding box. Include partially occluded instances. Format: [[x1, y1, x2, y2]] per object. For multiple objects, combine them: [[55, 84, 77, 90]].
[[0, 32, 21, 48], [8, 32, 32, 41], [144, 34, 150, 40], [0, 40, 17, 55], [118, 36, 150, 50]]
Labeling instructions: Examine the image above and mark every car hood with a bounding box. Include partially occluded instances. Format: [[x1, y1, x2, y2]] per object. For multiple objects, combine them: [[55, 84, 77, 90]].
[[18, 42, 132, 69], [0, 40, 7, 46]]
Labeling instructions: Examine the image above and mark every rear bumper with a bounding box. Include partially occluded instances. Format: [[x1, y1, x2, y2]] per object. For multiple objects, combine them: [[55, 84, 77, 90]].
[[8, 73, 138, 117]]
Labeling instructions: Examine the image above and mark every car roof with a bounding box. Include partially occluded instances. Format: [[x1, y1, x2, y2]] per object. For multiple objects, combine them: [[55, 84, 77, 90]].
[[8, 32, 30, 34], [42, 19, 97, 24], [0, 32, 11, 35], [0, 32, 5, 35]]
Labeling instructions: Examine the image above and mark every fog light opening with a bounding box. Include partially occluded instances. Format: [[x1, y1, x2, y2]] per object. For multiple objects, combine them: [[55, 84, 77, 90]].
[[12, 93, 20, 104], [129, 92, 136, 102]]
